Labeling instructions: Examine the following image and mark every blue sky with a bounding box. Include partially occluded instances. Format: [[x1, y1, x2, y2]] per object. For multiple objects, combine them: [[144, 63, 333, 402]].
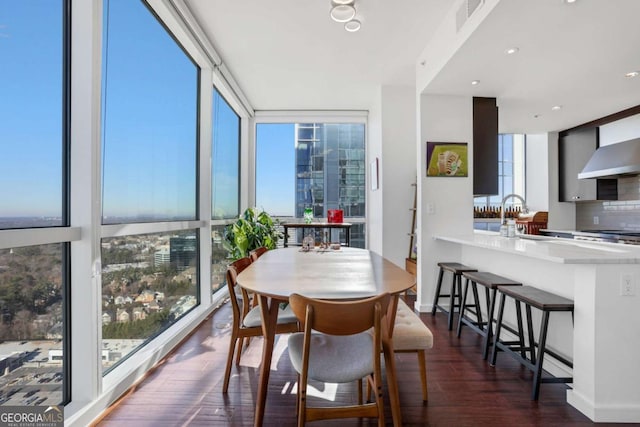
[[212, 90, 240, 219], [101, 0, 198, 220], [0, 1, 294, 222], [256, 124, 295, 216], [0, 2, 63, 217]]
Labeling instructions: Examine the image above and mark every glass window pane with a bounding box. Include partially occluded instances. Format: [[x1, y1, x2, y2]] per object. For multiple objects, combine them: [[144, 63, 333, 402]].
[[211, 224, 227, 294], [0, 244, 66, 406], [101, 0, 199, 224], [0, 2, 63, 229], [256, 124, 296, 217], [212, 89, 240, 220], [101, 230, 199, 373], [256, 122, 366, 248], [475, 134, 526, 229]]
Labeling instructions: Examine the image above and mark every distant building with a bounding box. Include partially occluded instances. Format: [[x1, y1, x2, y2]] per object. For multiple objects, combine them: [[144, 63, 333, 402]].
[[132, 307, 146, 321], [294, 123, 366, 247], [170, 235, 197, 271], [147, 301, 161, 312], [48, 349, 63, 364], [102, 312, 112, 325], [116, 309, 130, 323], [135, 290, 155, 304], [154, 247, 170, 267]]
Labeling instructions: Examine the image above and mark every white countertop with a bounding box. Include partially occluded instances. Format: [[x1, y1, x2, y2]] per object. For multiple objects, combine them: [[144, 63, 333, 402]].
[[435, 231, 640, 264]]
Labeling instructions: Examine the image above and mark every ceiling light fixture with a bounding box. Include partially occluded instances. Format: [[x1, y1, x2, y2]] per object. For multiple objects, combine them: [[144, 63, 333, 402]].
[[330, 4, 356, 22], [471, 80, 480, 85], [564, 0, 577, 4], [625, 71, 639, 78], [344, 19, 361, 32], [332, 0, 355, 4], [504, 47, 519, 55], [551, 105, 562, 111]]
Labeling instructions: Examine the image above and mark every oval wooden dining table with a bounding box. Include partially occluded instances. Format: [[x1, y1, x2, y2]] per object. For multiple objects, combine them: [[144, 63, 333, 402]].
[[236, 247, 416, 427]]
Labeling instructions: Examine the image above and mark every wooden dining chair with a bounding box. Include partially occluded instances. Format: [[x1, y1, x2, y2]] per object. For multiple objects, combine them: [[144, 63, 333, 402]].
[[222, 257, 299, 393], [247, 247, 270, 308], [249, 246, 269, 262], [287, 292, 391, 427]]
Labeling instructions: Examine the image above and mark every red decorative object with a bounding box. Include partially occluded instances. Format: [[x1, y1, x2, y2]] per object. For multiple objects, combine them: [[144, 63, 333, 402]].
[[328, 209, 343, 223]]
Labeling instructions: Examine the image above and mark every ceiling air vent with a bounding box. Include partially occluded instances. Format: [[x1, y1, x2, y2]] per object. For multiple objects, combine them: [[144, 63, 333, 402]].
[[456, 0, 484, 32]]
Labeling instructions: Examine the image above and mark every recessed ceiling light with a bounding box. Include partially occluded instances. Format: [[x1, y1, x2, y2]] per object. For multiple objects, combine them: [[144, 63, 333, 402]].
[[332, 0, 355, 4], [344, 19, 361, 32], [330, 4, 356, 22], [625, 71, 639, 78], [564, 0, 577, 4], [551, 105, 562, 111], [471, 80, 480, 85], [505, 47, 519, 55]]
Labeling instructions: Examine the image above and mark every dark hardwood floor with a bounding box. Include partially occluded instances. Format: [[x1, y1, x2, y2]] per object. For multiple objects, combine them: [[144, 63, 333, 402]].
[[94, 297, 620, 426]]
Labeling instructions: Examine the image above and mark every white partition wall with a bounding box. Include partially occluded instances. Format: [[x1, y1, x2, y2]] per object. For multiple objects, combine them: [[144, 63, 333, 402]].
[[415, 94, 474, 312]]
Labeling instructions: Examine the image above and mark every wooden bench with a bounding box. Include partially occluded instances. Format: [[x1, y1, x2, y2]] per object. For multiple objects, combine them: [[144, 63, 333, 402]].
[[391, 298, 434, 401]]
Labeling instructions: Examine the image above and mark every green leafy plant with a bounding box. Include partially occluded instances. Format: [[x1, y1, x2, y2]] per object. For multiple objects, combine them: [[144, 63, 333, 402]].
[[223, 207, 283, 260]]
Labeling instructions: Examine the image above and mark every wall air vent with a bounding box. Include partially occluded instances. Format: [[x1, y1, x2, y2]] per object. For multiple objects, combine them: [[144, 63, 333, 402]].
[[456, 0, 484, 33]]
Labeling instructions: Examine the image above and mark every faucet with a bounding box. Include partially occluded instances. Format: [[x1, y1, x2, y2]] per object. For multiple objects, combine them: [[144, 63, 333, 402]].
[[500, 193, 529, 225]]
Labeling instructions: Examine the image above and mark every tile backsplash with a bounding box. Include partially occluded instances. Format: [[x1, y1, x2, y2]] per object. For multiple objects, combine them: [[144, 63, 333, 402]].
[[576, 177, 640, 231]]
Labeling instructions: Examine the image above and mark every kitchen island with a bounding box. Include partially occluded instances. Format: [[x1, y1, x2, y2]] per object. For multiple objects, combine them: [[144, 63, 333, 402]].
[[434, 231, 640, 423]]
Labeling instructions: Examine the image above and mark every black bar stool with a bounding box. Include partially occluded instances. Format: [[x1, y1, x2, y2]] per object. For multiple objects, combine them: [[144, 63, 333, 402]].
[[431, 262, 477, 330], [490, 285, 574, 400], [456, 271, 522, 360]]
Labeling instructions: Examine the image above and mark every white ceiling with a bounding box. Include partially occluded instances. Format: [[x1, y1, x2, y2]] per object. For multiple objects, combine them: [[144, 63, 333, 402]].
[[185, 0, 451, 109], [185, 0, 640, 133]]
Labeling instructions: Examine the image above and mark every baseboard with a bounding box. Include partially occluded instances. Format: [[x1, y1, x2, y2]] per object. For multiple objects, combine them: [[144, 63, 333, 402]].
[[414, 302, 431, 312], [567, 390, 640, 423]]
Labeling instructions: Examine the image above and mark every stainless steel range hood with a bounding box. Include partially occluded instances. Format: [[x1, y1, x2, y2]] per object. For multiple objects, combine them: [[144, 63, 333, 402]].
[[578, 138, 640, 179]]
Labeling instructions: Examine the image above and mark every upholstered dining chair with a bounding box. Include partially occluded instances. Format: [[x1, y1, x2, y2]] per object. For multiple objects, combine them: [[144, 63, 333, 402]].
[[222, 257, 299, 393], [249, 246, 269, 262], [287, 292, 391, 427]]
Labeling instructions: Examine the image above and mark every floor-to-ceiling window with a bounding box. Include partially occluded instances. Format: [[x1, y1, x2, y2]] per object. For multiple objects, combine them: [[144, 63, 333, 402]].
[[474, 134, 526, 230], [2, 0, 245, 421], [211, 88, 240, 292], [0, 0, 71, 406], [256, 122, 366, 247], [100, 0, 200, 373]]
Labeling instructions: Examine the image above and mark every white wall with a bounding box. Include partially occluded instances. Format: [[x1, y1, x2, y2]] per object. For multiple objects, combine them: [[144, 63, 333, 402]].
[[367, 85, 419, 269], [367, 89, 384, 254], [381, 86, 418, 268], [599, 113, 640, 145], [525, 133, 549, 211], [416, 94, 473, 312]]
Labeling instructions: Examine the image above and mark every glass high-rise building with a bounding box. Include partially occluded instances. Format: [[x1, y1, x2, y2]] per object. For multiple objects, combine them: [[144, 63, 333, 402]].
[[294, 123, 366, 247]]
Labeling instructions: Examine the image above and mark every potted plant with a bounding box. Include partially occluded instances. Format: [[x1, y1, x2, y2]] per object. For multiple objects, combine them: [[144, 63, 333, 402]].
[[223, 207, 283, 260]]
